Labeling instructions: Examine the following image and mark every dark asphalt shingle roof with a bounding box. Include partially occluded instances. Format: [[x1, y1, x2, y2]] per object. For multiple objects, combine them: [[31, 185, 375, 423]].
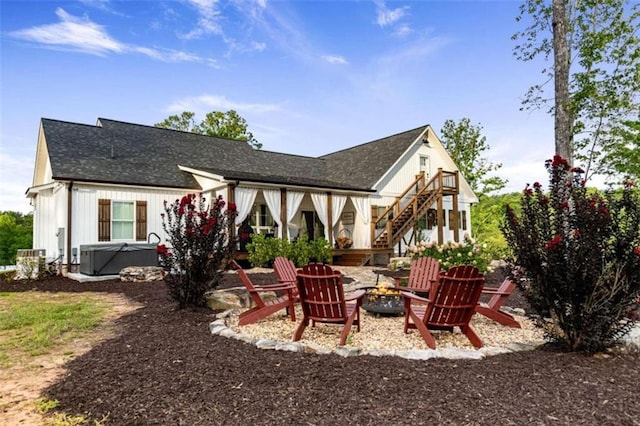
[[42, 117, 427, 192]]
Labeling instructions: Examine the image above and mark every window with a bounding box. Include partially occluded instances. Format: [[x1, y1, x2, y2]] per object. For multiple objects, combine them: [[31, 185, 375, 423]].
[[375, 205, 389, 229], [426, 209, 437, 230], [419, 155, 431, 179], [249, 204, 275, 235], [459, 211, 467, 231], [98, 199, 147, 241], [112, 201, 134, 239]]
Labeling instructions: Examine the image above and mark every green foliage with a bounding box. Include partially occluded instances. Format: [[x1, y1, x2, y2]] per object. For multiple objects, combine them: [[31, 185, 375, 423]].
[[155, 110, 262, 149], [471, 192, 522, 260], [513, 0, 640, 179], [406, 235, 493, 273], [0, 211, 33, 266], [246, 234, 332, 267], [439, 118, 507, 195], [158, 194, 238, 308], [602, 119, 640, 182], [502, 155, 640, 352]]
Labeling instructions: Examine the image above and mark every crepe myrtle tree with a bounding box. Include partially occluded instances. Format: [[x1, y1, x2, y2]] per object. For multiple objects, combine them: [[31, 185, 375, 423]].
[[502, 155, 640, 352], [157, 194, 238, 308]]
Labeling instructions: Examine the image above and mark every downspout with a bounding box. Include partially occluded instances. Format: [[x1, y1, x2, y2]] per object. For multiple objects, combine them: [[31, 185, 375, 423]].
[[66, 181, 73, 273]]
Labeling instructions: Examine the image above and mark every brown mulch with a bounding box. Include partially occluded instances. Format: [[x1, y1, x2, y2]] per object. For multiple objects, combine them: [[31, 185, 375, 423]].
[[1, 270, 639, 425]]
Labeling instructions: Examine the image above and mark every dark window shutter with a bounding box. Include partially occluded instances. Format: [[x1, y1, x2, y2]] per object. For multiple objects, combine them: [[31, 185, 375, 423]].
[[136, 200, 147, 241], [98, 199, 111, 241]]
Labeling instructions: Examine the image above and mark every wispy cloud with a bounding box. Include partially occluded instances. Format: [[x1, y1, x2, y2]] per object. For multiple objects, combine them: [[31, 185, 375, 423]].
[[374, 0, 409, 28], [9, 8, 217, 65], [178, 0, 222, 40], [322, 55, 348, 65], [166, 94, 282, 115], [78, 0, 125, 16], [10, 8, 124, 56], [392, 23, 412, 38]]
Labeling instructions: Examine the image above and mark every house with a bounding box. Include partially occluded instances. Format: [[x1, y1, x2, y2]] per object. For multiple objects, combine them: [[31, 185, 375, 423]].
[[27, 117, 478, 269]]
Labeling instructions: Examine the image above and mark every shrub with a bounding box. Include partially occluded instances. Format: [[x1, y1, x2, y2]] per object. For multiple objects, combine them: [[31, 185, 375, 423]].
[[157, 194, 237, 308], [501, 155, 640, 352], [406, 235, 492, 273], [247, 234, 332, 267]]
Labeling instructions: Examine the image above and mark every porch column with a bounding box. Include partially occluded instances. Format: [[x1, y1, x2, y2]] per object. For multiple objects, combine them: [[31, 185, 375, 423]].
[[452, 192, 460, 242], [327, 192, 333, 243], [280, 188, 287, 239], [437, 169, 444, 244], [227, 183, 236, 239]]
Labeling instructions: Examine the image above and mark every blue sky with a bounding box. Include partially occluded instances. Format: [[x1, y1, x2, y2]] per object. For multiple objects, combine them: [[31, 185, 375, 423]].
[[1, 0, 556, 214]]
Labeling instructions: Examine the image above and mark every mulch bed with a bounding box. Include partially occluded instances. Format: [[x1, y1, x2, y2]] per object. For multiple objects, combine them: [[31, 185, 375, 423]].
[[1, 270, 639, 425]]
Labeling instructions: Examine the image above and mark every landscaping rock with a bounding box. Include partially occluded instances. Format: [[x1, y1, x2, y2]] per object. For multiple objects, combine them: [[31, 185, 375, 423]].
[[119, 266, 164, 282]]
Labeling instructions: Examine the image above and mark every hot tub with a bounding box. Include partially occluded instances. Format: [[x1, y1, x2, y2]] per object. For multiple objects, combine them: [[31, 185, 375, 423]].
[[80, 243, 159, 276]]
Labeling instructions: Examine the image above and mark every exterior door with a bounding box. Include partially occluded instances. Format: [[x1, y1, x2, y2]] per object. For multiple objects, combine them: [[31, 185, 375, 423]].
[[419, 155, 431, 179]]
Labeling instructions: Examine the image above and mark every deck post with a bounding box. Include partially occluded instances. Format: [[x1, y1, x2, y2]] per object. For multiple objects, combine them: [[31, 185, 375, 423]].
[[280, 188, 287, 239]]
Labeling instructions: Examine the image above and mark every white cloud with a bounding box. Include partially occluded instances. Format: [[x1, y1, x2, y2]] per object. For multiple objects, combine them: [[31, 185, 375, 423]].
[[322, 55, 348, 65], [180, 0, 223, 40], [10, 8, 124, 56], [9, 8, 217, 65], [166, 94, 282, 115], [374, 0, 409, 28], [392, 23, 412, 38]]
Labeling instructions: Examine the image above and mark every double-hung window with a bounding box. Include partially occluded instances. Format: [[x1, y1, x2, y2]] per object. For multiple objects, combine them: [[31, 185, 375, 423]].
[[98, 199, 147, 241], [112, 201, 135, 240]]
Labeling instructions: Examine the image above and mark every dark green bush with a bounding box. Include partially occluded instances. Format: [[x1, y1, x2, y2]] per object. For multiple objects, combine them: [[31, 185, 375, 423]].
[[158, 194, 237, 308], [502, 155, 640, 352], [247, 234, 332, 267]]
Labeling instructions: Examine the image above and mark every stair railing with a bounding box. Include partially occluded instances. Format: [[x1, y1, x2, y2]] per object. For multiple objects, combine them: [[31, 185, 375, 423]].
[[372, 169, 459, 249]]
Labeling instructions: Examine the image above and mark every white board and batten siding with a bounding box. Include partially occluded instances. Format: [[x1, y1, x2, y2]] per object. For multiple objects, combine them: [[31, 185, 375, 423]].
[[71, 184, 189, 247], [373, 141, 474, 245]]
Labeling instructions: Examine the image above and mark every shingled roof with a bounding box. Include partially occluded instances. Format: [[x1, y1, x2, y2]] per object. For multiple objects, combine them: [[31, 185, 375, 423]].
[[40, 117, 427, 192]]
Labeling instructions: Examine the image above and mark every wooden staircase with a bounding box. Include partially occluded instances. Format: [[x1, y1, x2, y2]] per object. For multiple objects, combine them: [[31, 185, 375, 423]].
[[371, 169, 459, 250]]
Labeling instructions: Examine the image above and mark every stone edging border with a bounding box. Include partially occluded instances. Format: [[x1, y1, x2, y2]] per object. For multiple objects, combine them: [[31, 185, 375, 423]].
[[209, 310, 541, 360]]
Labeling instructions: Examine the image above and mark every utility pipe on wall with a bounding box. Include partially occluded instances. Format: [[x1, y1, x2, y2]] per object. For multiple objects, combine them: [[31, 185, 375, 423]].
[[66, 181, 73, 273]]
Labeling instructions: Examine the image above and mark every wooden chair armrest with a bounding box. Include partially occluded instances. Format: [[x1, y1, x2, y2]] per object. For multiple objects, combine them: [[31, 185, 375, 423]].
[[401, 291, 430, 304], [253, 283, 296, 293], [481, 288, 509, 296], [345, 289, 366, 301]]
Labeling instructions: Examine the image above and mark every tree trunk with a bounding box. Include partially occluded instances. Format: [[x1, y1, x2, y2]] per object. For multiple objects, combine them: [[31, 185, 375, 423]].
[[552, 0, 573, 164]]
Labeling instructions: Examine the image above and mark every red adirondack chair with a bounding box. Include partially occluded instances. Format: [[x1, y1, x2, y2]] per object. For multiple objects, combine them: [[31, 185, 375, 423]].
[[294, 263, 366, 346], [273, 256, 298, 288], [230, 260, 297, 326], [394, 256, 440, 294], [475, 278, 521, 328], [403, 265, 485, 349]]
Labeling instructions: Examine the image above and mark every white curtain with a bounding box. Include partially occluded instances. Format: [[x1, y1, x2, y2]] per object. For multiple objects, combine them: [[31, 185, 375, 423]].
[[234, 187, 258, 225], [331, 194, 347, 233], [286, 190, 304, 239], [351, 195, 371, 248], [310, 193, 329, 240], [262, 189, 283, 238]]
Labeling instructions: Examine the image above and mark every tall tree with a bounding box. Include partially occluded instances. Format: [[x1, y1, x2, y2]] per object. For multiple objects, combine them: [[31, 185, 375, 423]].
[[513, 0, 640, 179], [155, 110, 262, 149], [440, 118, 507, 195]]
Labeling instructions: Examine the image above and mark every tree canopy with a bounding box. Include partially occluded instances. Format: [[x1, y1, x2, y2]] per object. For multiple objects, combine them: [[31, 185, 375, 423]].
[[0, 211, 33, 266], [439, 118, 507, 195], [155, 110, 262, 149], [513, 0, 640, 181]]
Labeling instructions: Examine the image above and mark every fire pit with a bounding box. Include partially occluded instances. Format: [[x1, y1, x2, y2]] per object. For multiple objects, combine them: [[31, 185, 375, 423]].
[[362, 285, 405, 316]]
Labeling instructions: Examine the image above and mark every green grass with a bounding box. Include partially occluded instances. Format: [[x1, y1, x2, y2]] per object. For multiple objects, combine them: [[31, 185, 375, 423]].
[[0, 292, 108, 366]]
